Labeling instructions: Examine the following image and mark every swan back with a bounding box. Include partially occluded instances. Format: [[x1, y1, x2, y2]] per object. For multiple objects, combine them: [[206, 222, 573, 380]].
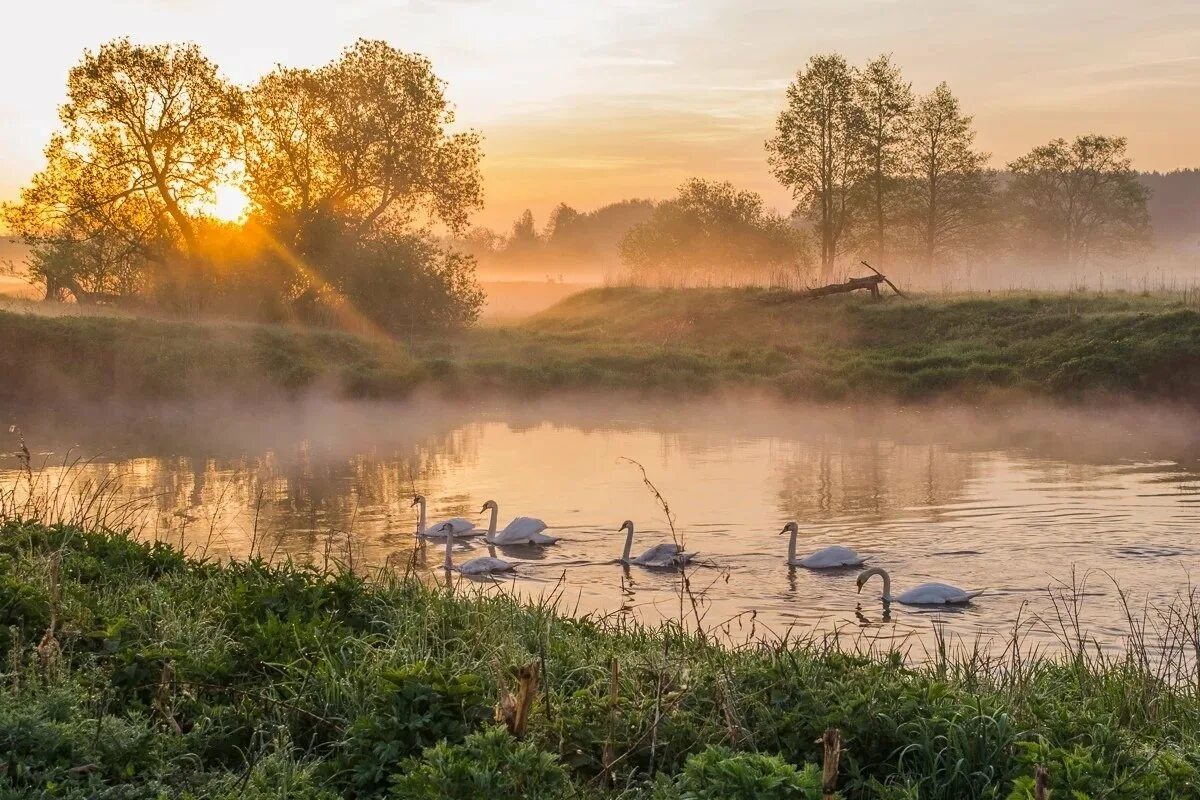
[[797, 545, 864, 569], [895, 583, 982, 605], [631, 542, 695, 568], [490, 516, 556, 544]]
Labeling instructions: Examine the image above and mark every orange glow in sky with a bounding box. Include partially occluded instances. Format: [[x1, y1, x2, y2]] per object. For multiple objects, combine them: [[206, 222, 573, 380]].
[[1, 1, 1198, 231]]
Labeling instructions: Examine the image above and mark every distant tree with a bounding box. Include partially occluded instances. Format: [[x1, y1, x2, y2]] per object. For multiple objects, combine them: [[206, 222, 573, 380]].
[[2, 39, 241, 301], [900, 83, 994, 271], [457, 226, 505, 258], [243, 39, 483, 251], [854, 54, 914, 265], [505, 209, 541, 252], [543, 203, 582, 242], [618, 178, 809, 284], [766, 54, 867, 278], [1006, 135, 1150, 265]]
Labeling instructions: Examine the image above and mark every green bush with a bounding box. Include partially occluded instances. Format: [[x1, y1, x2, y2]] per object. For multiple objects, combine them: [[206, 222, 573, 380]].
[[337, 663, 493, 795], [652, 746, 825, 800], [389, 726, 572, 800]]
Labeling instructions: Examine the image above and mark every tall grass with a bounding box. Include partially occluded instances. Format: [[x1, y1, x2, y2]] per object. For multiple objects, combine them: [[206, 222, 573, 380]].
[[2, 460, 1200, 798]]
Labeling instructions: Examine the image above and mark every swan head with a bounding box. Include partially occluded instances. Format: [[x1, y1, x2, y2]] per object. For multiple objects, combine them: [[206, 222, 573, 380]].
[[438, 522, 454, 535], [411, 495, 424, 508], [779, 521, 799, 535], [618, 520, 634, 533], [479, 499, 498, 514]]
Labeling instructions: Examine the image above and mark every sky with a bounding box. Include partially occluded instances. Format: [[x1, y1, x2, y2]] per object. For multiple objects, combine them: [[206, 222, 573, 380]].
[[1, 0, 1198, 230]]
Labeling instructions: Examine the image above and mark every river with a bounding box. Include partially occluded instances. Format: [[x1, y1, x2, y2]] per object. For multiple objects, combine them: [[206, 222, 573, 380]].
[[3, 395, 1198, 655]]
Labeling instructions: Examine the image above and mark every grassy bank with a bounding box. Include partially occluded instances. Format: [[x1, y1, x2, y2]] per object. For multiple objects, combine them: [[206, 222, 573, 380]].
[[2, 522, 1199, 798], [4, 287, 1200, 404]]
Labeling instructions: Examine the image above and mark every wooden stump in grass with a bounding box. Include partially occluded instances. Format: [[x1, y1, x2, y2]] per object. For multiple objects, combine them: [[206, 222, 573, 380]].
[[1035, 765, 1049, 799], [495, 660, 540, 738], [821, 727, 841, 800]]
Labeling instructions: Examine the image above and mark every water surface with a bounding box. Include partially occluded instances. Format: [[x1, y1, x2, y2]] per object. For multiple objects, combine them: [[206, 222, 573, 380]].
[[4, 396, 1199, 654]]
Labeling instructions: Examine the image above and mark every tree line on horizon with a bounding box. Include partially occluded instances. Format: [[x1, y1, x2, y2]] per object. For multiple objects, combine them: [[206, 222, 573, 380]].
[[1, 40, 1183, 324], [461, 53, 1161, 287]]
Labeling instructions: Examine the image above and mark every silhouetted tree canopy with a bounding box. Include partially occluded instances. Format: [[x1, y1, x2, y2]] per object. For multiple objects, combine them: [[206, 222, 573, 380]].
[[900, 82, 994, 270], [1006, 135, 1150, 266], [767, 54, 865, 278], [3, 38, 485, 331]]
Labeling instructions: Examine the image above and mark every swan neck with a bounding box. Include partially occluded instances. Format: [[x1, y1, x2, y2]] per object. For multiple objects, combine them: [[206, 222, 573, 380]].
[[787, 528, 797, 562], [443, 532, 453, 570], [621, 524, 634, 562], [416, 498, 426, 537], [488, 505, 498, 538], [871, 567, 892, 600]]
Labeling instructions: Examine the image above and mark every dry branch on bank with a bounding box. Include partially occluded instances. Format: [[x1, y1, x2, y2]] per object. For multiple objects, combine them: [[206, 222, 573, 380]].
[[795, 262, 906, 300]]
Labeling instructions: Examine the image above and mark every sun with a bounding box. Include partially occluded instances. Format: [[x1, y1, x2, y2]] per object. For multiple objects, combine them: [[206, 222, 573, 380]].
[[208, 183, 251, 223]]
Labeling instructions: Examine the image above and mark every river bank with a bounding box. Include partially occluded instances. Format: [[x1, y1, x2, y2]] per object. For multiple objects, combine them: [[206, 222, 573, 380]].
[[3, 288, 1200, 405], [1, 521, 1198, 798]]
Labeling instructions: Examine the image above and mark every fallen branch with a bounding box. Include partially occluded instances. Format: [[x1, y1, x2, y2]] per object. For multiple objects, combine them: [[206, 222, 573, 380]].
[[860, 260, 908, 298], [800, 274, 889, 300]]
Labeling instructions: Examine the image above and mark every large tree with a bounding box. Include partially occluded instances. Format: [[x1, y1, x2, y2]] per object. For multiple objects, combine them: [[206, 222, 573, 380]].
[[766, 54, 866, 279], [618, 178, 808, 284], [854, 54, 913, 265], [1006, 135, 1149, 266], [2, 39, 241, 300], [243, 39, 483, 251], [902, 82, 993, 271]]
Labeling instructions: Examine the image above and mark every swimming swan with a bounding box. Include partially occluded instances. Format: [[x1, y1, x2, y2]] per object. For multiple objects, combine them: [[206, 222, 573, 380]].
[[781, 521, 865, 569], [441, 524, 515, 575], [619, 520, 696, 568], [856, 567, 984, 606], [481, 500, 558, 545], [412, 495, 477, 538]]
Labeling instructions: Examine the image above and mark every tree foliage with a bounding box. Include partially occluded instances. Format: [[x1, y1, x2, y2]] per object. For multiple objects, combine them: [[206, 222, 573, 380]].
[[901, 82, 994, 270], [3, 38, 485, 331], [243, 39, 483, 249], [766, 54, 866, 278], [1005, 135, 1150, 266], [854, 54, 914, 264], [3, 39, 241, 301], [618, 178, 808, 284]]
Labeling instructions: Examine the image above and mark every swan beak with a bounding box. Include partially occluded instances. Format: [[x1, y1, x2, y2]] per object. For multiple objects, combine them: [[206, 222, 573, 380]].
[[856, 583, 863, 593], [478, 506, 487, 514], [410, 498, 419, 507]]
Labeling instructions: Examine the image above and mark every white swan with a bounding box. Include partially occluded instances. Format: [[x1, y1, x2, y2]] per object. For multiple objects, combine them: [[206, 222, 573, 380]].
[[441, 524, 515, 575], [619, 520, 695, 568], [856, 567, 984, 606], [412, 495, 478, 539], [781, 522, 864, 569], [481, 500, 558, 545]]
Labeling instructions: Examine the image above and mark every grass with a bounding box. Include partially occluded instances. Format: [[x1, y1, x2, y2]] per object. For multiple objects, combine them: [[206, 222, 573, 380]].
[[5, 287, 1200, 403], [1, 518, 1200, 798]]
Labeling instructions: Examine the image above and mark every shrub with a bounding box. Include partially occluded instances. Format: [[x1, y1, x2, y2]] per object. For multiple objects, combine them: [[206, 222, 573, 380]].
[[389, 726, 572, 800], [652, 745, 825, 800], [336, 663, 492, 796]]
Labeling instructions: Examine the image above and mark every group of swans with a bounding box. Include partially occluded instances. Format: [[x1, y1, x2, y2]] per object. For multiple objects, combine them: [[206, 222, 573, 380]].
[[413, 495, 558, 575], [781, 520, 984, 606], [414, 496, 983, 605]]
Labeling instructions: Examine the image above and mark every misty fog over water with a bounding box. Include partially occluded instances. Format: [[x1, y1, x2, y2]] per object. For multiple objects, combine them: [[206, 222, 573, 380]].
[[3, 394, 1199, 652]]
